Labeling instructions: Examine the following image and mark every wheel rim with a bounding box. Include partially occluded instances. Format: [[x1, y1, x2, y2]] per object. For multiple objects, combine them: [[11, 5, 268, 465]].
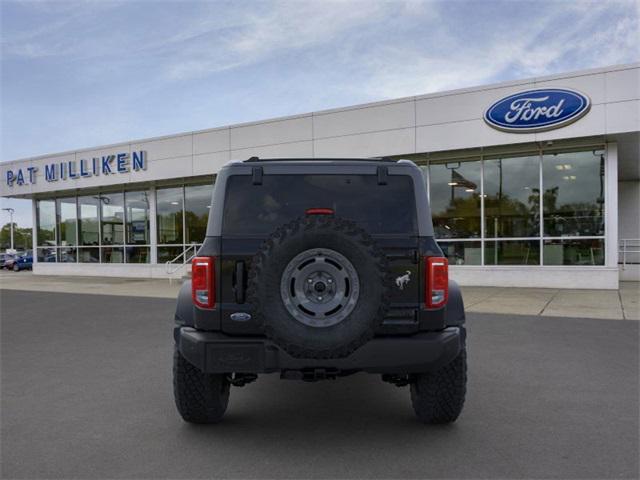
[[280, 248, 360, 328]]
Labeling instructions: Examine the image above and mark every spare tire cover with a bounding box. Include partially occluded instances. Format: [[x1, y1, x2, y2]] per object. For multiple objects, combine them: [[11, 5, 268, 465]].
[[247, 215, 389, 359]]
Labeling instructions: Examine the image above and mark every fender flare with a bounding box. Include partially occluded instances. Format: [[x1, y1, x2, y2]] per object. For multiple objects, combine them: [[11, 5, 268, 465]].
[[174, 280, 194, 327], [444, 279, 465, 326]]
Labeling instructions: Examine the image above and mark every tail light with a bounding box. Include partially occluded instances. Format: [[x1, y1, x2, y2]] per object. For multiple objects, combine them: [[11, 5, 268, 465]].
[[425, 256, 448, 308], [192, 256, 215, 308], [305, 208, 334, 215]]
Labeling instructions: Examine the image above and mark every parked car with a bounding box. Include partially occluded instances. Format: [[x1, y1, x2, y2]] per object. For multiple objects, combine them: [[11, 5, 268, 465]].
[[2, 254, 17, 270], [12, 252, 33, 271], [172, 157, 467, 424]]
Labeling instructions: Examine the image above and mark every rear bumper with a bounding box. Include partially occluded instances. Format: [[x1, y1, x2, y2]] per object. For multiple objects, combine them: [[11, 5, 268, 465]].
[[175, 326, 463, 374]]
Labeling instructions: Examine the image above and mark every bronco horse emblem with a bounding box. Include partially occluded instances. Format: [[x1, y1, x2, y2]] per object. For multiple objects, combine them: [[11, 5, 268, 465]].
[[395, 270, 411, 290]]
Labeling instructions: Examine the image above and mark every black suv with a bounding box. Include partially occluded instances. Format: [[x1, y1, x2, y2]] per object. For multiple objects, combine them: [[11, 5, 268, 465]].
[[173, 158, 467, 424]]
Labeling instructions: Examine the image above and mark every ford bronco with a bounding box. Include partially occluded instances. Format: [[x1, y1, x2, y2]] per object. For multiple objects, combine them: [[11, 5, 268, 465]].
[[173, 158, 467, 424]]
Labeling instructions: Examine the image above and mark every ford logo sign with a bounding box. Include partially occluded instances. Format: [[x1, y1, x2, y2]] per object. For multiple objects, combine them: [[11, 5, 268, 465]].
[[484, 88, 591, 133]]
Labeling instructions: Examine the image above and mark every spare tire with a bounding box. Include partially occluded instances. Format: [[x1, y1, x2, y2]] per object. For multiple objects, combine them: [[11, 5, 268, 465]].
[[247, 215, 389, 359]]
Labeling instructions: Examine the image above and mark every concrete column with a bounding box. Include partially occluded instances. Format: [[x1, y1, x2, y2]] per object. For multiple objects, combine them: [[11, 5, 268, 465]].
[[605, 142, 619, 272], [31, 199, 37, 265], [149, 186, 158, 264]]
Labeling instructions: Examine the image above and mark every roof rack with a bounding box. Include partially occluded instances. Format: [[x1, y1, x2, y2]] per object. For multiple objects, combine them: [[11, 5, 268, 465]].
[[243, 156, 398, 163]]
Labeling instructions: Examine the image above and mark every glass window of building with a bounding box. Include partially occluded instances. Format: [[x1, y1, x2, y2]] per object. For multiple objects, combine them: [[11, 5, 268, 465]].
[[58, 246, 77, 263], [157, 186, 184, 263], [484, 154, 540, 238], [157, 187, 183, 245], [36, 246, 58, 263], [36, 200, 56, 246], [56, 197, 77, 263], [438, 241, 482, 265], [185, 184, 212, 245], [78, 196, 100, 246], [485, 240, 540, 265], [157, 245, 184, 264], [542, 150, 605, 237], [125, 191, 150, 245], [543, 238, 605, 265], [102, 246, 124, 263], [100, 192, 124, 246], [125, 190, 151, 264], [77, 247, 100, 263], [56, 197, 77, 246], [429, 160, 481, 239], [125, 246, 150, 263], [36, 199, 57, 262]]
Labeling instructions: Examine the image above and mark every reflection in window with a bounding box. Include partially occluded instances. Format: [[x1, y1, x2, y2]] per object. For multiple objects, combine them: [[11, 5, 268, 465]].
[[542, 150, 605, 237], [58, 246, 77, 263], [101, 193, 124, 245], [157, 187, 183, 244], [185, 184, 212, 244], [485, 240, 540, 265], [36, 246, 56, 262], [126, 246, 150, 263], [438, 241, 481, 265], [544, 238, 604, 265], [78, 247, 99, 263], [158, 246, 184, 263], [101, 246, 124, 263], [78, 196, 100, 246], [429, 160, 481, 238], [56, 197, 77, 246], [125, 191, 150, 245], [484, 155, 540, 238], [37, 200, 56, 246]]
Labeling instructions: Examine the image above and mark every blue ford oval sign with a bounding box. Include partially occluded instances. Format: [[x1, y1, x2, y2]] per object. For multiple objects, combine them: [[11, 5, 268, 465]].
[[484, 88, 591, 133]]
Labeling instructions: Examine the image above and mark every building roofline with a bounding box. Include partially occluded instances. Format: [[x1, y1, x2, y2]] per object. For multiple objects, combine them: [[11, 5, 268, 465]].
[[2, 61, 639, 165]]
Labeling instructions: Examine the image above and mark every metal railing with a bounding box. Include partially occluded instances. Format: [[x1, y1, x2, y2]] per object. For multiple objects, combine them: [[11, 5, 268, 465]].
[[166, 244, 199, 278], [619, 238, 640, 269]]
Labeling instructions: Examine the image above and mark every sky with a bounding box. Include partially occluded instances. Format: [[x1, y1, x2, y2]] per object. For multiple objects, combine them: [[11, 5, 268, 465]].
[[1, 0, 639, 228]]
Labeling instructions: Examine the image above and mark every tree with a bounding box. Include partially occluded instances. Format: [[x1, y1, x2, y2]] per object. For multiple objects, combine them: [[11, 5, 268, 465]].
[[0, 223, 32, 251]]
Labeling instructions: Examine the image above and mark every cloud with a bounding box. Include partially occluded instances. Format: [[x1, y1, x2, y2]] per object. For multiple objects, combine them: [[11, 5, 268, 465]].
[[350, 0, 640, 99], [163, 1, 404, 80]]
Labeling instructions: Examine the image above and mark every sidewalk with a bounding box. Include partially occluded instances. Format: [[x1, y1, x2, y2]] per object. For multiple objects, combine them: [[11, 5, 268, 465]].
[[1, 271, 638, 320], [463, 284, 639, 320]]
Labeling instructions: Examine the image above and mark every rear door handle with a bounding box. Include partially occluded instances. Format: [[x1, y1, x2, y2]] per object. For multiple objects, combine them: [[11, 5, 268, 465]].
[[234, 261, 246, 304]]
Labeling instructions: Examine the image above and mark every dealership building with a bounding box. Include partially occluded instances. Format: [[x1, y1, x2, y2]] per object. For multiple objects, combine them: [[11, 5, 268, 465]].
[[1, 63, 638, 288]]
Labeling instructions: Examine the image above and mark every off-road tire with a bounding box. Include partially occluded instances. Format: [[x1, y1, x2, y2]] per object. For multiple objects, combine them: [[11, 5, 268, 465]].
[[173, 346, 230, 424], [410, 342, 467, 424], [248, 215, 389, 359]]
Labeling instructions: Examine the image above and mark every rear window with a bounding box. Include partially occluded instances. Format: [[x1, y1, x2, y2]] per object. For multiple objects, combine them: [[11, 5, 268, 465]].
[[222, 174, 417, 235]]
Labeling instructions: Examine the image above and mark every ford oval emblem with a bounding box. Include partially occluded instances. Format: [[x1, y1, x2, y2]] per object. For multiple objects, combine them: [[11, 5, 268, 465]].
[[230, 312, 252, 322], [484, 88, 591, 133]]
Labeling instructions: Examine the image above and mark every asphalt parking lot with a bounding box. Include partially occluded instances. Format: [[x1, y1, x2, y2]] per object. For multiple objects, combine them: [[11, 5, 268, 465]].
[[1, 289, 638, 479]]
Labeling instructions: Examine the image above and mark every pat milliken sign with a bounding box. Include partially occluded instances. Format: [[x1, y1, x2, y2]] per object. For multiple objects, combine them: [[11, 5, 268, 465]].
[[484, 88, 591, 133], [5, 150, 147, 187]]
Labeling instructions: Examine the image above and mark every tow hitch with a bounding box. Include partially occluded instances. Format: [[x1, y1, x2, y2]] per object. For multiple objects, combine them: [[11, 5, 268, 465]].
[[281, 368, 341, 382], [227, 373, 258, 387]]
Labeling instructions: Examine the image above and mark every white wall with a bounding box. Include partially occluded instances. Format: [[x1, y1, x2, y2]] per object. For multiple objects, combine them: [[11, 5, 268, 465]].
[[451, 266, 620, 289], [34, 262, 191, 279]]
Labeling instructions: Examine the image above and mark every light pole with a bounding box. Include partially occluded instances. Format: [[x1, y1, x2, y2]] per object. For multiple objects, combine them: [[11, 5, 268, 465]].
[[2, 207, 15, 251]]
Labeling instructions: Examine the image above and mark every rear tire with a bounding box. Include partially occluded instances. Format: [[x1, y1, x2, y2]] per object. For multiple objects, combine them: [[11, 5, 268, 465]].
[[410, 344, 467, 424], [173, 346, 230, 424], [13, 264, 19, 272]]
